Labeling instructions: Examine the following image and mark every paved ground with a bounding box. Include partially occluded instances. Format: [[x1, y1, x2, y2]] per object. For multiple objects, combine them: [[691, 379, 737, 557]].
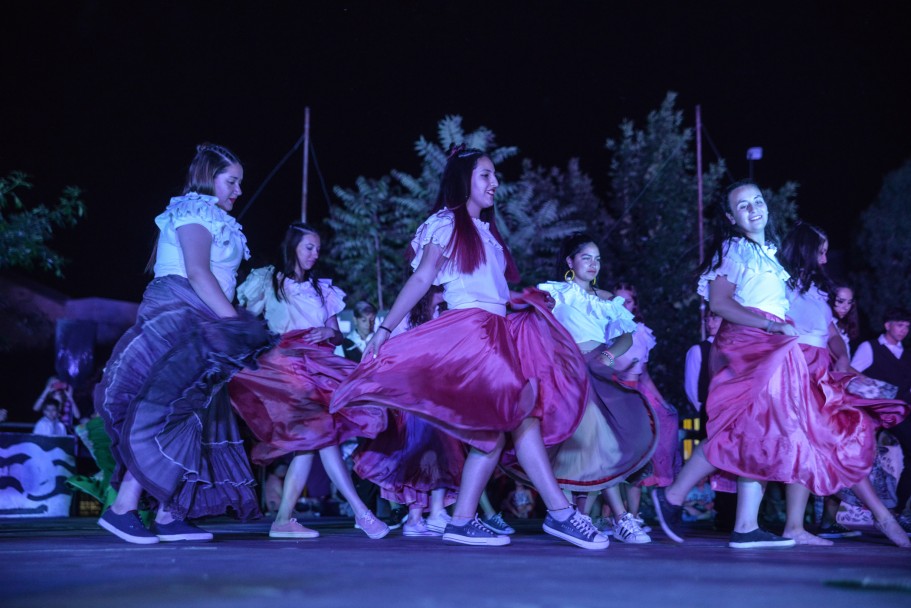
[[1, 516, 909, 608]]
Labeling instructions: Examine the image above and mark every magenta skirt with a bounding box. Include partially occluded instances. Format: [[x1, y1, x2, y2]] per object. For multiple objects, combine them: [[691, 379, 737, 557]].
[[353, 409, 463, 508], [330, 289, 588, 455], [703, 311, 903, 495], [229, 331, 388, 466]]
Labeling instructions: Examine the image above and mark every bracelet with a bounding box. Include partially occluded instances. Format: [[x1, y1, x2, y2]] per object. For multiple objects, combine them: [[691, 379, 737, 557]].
[[764, 319, 773, 332], [377, 325, 393, 334], [601, 350, 615, 367]]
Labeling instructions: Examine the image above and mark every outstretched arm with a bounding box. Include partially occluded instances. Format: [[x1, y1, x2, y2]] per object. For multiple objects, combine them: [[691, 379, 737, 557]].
[[362, 243, 444, 359]]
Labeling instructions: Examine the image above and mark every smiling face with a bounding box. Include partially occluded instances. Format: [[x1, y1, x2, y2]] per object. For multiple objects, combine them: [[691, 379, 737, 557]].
[[465, 156, 498, 218], [294, 232, 321, 274], [726, 184, 768, 241], [567, 242, 600, 286], [833, 287, 854, 319], [213, 163, 243, 212]]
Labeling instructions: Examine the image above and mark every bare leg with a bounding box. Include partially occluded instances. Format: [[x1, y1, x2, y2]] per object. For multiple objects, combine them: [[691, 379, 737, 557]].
[[664, 444, 718, 506], [451, 434, 505, 520], [110, 471, 143, 514], [734, 478, 765, 533], [601, 485, 628, 517], [479, 489, 496, 518], [275, 452, 315, 524], [783, 483, 831, 545], [853, 477, 911, 548], [319, 445, 371, 518], [511, 417, 571, 511], [430, 488, 447, 519]]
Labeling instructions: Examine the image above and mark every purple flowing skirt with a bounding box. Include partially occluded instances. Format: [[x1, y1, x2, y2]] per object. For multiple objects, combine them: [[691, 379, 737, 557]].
[[545, 351, 659, 492], [353, 409, 463, 508], [616, 378, 681, 488], [95, 276, 276, 520], [229, 332, 387, 465], [330, 289, 588, 455]]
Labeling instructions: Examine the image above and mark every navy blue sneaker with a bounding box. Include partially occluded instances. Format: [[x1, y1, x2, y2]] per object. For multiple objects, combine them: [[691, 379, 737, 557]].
[[98, 510, 159, 545], [442, 516, 510, 546], [652, 487, 684, 543], [152, 519, 214, 542], [729, 528, 796, 549], [542, 509, 609, 550]]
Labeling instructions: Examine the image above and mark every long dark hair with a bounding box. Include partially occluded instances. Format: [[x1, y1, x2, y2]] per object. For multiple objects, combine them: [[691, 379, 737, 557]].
[[273, 222, 325, 304], [829, 280, 860, 340], [780, 222, 832, 295], [428, 146, 519, 282], [408, 285, 446, 328], [698, 179, 781, 277]]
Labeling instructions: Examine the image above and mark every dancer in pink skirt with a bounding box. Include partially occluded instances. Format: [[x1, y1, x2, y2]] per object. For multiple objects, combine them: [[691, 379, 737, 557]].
[[651, 180, 807, 549], [229, 223, 389, 540], [331, 146, 607, 549], [779, 222, 909, 547]]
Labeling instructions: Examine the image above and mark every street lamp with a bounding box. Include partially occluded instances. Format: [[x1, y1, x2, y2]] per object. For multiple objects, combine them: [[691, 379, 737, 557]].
[[746, 147, 763, 180]]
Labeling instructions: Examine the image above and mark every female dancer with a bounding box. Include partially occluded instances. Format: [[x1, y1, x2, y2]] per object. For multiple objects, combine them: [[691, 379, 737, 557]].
[[611, 281, 681, 526], [331, 146, 607, 549], [651, 180, 807, 549], [537, 234, 658, 544], [779, 222, 909, 547], [228, 223, 389, 539], [352, 287, 463, 537], [830, 282, 860, 361], [96, 143, 275, 544]]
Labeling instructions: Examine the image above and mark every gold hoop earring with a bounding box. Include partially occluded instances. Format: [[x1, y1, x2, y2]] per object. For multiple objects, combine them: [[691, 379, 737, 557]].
[[564, 269, 575, 282], [591, 276, 597, 289]]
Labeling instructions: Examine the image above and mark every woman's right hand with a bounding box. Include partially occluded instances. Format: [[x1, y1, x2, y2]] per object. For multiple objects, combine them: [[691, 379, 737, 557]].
[[769, 321, 799, 337], [362, 330, 389, 360]]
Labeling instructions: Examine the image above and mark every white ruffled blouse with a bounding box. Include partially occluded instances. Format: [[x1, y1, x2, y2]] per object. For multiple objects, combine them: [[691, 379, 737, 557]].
[[536, 280, 637, 345], [786, 282, 833, 348], [410, 210, 510, 314], [237, 266, 346, 334], [153, 192, 250, 301], [697, 237, 790, 320]]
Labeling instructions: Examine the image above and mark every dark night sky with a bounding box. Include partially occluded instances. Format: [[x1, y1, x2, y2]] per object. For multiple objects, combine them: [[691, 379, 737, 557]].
[[3, 1, 910, 303]]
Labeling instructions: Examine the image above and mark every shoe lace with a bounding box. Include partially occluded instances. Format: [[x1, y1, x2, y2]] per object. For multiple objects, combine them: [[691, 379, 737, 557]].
[[570, 512, 600, 537]]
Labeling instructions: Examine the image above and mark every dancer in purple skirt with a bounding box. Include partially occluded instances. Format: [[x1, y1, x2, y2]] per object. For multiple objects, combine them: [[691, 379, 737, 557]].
[[229, 223, 390, 540], [95, 143, 275, 544], [331, 146, 607, 549]]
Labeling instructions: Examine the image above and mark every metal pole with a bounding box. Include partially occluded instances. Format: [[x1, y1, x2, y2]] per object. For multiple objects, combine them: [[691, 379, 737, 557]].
[[696, 104, 706, 341], [301, 107, 310, 222]]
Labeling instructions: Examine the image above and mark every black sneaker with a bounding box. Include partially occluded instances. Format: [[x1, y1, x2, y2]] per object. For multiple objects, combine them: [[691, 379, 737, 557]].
[[817, 522, 862, 539], [98, 509, 159, 545], [152, 519, 214, 542], [729, 528, 796, 549], [442, 516, 510, 546], [651, 487, 684, 543], [542, 509, 610, 550]]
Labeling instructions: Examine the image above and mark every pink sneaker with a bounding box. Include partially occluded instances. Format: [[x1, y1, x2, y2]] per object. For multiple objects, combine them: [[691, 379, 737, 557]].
[[355, 510, 390, 539], [269, 518, 319, 539]]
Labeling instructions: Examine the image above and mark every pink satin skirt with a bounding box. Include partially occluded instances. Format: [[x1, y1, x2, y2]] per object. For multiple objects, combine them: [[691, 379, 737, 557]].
[[703, 312, 901, 495], [229, 331, 388, 466], [330, 289, 588, 455]]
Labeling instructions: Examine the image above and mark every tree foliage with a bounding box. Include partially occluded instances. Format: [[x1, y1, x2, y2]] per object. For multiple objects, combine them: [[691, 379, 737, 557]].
[[0, 171, 85, 277], [853, 156, 911, 329]]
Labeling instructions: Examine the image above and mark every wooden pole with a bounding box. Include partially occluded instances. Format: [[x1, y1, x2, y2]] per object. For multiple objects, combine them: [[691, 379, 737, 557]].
[[696, 104, 706, 341], [301, 107, 311, 222]]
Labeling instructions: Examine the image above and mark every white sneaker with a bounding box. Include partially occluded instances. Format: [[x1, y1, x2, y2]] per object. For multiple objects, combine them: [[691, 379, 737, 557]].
[[426, 511, 452, 533], [613, 512, 652, 544]]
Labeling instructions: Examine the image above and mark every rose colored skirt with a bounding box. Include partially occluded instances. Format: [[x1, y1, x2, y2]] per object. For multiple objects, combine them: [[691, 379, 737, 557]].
[[229, 332, 388, 466], [330, 289, 588, 455], [615, 378, 681, 488], [353, 409, 463, 508], [95, 276, 276, 520], [703, 312, 904, 495], [544, 351, 659, 492]]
